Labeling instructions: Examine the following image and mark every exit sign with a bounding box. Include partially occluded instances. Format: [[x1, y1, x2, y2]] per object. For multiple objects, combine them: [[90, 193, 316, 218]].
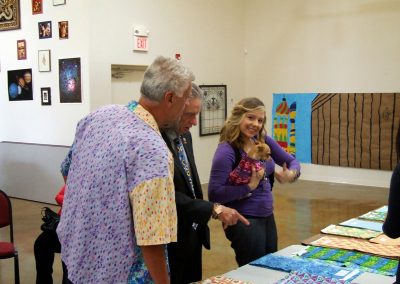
[[134, 36, 148, 51]]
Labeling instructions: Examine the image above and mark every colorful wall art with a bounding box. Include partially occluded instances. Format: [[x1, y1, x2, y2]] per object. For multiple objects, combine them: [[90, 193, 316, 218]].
[[272, 93, 400, 171]]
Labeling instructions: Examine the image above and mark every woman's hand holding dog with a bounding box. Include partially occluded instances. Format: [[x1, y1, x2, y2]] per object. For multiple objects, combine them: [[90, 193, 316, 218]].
[[248, 166, 265, 190]]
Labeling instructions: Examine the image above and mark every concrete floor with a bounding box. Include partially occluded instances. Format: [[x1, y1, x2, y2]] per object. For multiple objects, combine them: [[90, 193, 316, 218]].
[[0, 179, 389, 283]]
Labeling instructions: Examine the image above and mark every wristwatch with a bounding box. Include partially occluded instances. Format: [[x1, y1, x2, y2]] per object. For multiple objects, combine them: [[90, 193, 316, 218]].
[[212, 203, 223, 219]]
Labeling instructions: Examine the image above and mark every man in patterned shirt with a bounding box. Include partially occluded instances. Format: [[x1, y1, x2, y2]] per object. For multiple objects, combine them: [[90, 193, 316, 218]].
[[57, 56, 194, 284]]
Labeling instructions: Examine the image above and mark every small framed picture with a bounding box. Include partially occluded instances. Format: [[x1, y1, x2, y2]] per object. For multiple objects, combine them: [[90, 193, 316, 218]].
[[32, 0, 43, 14], [53, 0, 66, 5], [17, 40, 27, 60], [58, 21, 69, 39], [38, 21, 52, 39], [41, 87, 51, 105], [38, 50, 51, 72], [199, 85, 227, 136]]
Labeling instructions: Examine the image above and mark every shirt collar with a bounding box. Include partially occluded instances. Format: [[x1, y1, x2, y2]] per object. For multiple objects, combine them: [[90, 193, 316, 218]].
[[127, 101, 160, 133]]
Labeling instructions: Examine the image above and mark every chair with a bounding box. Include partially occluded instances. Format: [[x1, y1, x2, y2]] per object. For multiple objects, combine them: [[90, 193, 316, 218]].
[[0, 189, 20, 284]]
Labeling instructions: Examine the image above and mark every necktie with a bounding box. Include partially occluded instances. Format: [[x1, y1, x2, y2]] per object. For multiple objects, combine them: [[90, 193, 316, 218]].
[[174, 137, 196, 199]]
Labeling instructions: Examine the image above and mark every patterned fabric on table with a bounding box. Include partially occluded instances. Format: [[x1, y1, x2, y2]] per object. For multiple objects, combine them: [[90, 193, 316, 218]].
[[339, 218, 383, 232], [202, 275, 252, 283], [250, 254, 361, 281], [374, 205, 388, 213], [301, 245, 398, 276], [321, 224, 381, 239], [358, 210, 386, 222], [370, 234, 400, 246], [275, 271, 355, 284], [310, 235, 400, 258]]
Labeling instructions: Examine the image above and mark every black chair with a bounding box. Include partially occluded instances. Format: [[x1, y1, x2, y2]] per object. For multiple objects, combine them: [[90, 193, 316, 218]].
[[0, 189, 20, 284]]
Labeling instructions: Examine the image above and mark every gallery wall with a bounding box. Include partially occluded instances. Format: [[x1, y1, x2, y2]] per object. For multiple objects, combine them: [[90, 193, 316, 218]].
[[0, 0, 245, 201], [0, 0, 91, 145], [243, 0, 400, 187]]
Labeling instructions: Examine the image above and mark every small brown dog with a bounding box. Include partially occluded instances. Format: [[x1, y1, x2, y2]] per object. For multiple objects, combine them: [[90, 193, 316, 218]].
[[229, 142, 271, 185], [247, 142, 271, 161]]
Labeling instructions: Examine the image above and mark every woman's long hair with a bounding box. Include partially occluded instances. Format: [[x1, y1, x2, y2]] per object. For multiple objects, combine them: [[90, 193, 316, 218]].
[[219, 97, 266, 149]]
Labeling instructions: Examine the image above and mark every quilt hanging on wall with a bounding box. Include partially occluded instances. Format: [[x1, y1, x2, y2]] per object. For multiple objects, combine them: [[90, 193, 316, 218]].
[[272, 93, 400, 171]]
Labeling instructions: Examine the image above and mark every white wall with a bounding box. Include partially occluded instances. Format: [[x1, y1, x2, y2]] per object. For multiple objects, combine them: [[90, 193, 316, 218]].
[[244, 0, 400, 187], [86, 0, 246, 183], [0, 0, 91, 145], [1, 0, 397, 198]]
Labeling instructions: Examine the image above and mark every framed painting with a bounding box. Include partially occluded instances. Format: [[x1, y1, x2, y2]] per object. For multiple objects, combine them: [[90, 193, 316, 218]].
[[58, 21, 68, 39], [38, 21, 52, 39], [17, 40, 26, 60], [199, 85, 227, 136], [41, 87, 51, 105], [59, 57, 81, 103], [0, 0, 21, 31], [38, 50, 51, 72], [32, 0, 43, 14], [8, 69, 33, 101]]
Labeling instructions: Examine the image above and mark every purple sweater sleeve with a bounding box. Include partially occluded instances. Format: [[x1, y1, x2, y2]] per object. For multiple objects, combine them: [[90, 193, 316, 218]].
[[266, 135, 301, 173], [208, 142, 252, 203]]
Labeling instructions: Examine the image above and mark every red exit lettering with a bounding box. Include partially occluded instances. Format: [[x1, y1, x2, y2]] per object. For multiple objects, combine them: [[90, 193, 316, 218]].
[[137, 37, 147, 49]]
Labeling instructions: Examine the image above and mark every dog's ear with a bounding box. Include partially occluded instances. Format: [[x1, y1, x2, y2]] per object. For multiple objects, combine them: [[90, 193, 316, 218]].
[[259, 144, 271, 160]]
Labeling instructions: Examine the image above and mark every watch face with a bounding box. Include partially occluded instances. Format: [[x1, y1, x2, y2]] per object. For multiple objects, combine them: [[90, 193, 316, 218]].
[[215, 205, 223, 215]]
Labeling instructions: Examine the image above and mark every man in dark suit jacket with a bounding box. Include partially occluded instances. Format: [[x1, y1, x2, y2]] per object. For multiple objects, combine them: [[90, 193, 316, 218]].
[[162, 84, 249, 284]]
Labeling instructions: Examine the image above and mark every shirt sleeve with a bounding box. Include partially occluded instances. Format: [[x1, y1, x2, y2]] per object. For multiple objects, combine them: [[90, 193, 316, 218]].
[[130, 177, 177, 246], [265, 135, 301, 174], [60, 145, 73, 177], [208, 143, 252, 203]]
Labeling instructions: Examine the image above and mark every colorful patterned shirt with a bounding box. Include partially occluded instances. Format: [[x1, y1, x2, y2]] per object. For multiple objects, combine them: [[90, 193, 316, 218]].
[[57, 101, 177, 284]]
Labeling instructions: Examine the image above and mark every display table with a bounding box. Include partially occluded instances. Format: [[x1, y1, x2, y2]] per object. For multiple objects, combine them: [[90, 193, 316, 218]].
[[222, 245, 396, 283]]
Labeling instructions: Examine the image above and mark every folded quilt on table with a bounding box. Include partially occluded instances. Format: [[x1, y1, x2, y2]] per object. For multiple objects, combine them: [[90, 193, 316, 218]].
[[250, 254, 361, 282], [321, 224, 381, 239], [358, 211, 386, 222], [275, 271, 356, 284], [339, 218, 383, 232], [309, 235, 400, 258], [201, 275, 252, 284], [300, 245, 398, 276]]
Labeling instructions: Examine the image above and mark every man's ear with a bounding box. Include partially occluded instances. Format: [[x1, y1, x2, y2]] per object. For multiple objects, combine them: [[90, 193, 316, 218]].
[[164, 91, 174, 104]]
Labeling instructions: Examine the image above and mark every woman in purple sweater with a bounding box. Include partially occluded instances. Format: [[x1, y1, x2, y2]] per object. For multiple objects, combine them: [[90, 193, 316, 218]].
[[208, 97, 301, 266]]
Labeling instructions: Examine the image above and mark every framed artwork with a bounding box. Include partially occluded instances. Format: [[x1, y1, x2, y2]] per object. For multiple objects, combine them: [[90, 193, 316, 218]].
[[17, 40, 26, 60], [32, 0, 43, 14], [41, 87, 51, 105], [7, 69, 33, 101], [199, 85, 227, 136], [38, 21, 52, 39], [38, 50, 51, 72], [53, 0, 66, 5], [0, 0, 21, 31], [59, 57, 82, 103], [58, 21, 68, 39]]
